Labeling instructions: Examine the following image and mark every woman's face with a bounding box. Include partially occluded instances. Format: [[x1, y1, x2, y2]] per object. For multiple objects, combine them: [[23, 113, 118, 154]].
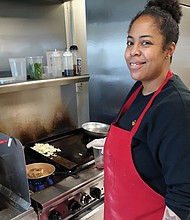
[[124, 15, 173, 82]]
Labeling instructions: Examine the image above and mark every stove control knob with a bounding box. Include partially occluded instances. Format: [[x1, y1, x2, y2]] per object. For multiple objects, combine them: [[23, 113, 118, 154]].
[[80, 193, 91, 205], [68, 200, 81, 212], [90, 187, 101, 199], [48, 210, 62, 220]]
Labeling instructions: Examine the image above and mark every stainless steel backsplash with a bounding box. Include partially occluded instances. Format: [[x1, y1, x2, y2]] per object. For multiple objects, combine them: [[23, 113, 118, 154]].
[[86, 0, 147, 124], [0, 1, 67, 74], [0, 1, 81, 144], [86, 0, 190, 124]]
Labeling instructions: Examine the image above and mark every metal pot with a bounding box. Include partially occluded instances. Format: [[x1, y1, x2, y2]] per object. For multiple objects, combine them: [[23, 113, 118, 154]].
[[82, 122, 110, 137]]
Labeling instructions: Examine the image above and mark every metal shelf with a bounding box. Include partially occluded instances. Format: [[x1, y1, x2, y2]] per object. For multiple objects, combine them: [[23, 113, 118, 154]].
[[0, 75, 90, 94], [5, 0, 64, 4]]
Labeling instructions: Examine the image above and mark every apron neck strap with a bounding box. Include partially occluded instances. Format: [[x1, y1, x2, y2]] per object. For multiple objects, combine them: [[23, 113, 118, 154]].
[[131, 70, 173, 134], [115, 85, 143, 122]]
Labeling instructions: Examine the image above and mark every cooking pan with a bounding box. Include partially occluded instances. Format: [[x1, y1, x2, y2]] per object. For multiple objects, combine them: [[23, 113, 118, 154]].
[[26, 162, 78, 180], [82, 122, 110, 137], [26, 163, 55, 180]]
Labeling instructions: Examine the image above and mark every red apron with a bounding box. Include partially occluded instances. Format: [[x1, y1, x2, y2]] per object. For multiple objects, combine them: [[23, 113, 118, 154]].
[[104, 71, 173, 220]]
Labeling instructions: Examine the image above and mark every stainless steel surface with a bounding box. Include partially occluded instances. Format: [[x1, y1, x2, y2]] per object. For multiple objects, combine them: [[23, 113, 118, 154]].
[[30, 164, 104, 220], [0, 134, 37, 220], [73, 201, 104, 220], [86, 0, 190, 124], [179, 0, 190, 6], [0, 1, 92, 218], [0, 75, 90, 94], [0, 206, 37, 220], [11, 207, 37, 220], [0, 0, 89, 140], [82, 122, 109, 137], [86, 0, 147, 123], [0, 0, 90, 139], [0, 1, 66, 73], [171, 5, 190, 88], [0, 136, 30, 209], [70, 0, 90, 127], [0, 84, 79, 144]]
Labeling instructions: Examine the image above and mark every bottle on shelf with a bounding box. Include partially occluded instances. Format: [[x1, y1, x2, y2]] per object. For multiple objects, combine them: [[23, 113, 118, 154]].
[[63, 49, 74, 77], [70, 45, 82, 76]]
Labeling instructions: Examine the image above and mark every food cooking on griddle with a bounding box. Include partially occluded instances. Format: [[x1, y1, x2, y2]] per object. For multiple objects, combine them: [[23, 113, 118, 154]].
[[32, 143, 61, 157]]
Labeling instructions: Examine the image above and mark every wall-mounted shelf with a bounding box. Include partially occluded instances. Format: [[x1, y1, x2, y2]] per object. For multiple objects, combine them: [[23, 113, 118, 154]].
[[0, 75, 90, 94], [4, 0, 65, 4]]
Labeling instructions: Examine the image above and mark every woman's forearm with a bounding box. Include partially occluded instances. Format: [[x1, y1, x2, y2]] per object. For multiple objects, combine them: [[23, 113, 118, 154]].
[[162, 206, 181, 220]]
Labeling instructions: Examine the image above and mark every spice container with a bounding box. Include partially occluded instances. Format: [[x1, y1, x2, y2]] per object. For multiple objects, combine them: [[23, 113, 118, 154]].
[[70, 45, 82, 75], [27, 56, 43, 80], [77, 57, 82, 75], [63, 49, 74, 77]]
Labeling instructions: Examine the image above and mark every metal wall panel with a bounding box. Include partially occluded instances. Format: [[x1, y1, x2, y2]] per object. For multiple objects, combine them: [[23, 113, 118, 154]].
[[86, 0, 146, 123], [171, 5, 190, 88], [179, 0, 190, 6], [0, 1, 66, 74], [0, 85, 78, 144], [86, 0, 190, 124], [0, 1, 81, 143]]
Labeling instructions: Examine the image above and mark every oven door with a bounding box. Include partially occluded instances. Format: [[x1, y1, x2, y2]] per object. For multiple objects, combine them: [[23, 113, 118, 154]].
[[74, 200, 104, 220]]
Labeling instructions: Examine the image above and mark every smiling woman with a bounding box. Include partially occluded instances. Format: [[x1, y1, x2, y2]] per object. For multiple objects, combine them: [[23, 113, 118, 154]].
[[125, 13, 176, 95], [87, 0, 190, 219]]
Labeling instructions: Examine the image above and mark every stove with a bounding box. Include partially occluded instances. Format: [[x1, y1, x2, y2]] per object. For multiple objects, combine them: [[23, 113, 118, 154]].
[[24, 129, 104, 220]]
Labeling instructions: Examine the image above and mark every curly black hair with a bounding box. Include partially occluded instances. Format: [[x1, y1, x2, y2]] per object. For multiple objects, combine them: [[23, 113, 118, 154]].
[[128, 0, 183, 50]]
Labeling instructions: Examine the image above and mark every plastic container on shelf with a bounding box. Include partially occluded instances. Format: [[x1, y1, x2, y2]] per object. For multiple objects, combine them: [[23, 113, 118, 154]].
[[63, 49, 74, 77], [26, 56, 43, 80], [51, 49, 62, 78], [9, 58, 27, 82], [70, 45, 82, 75]]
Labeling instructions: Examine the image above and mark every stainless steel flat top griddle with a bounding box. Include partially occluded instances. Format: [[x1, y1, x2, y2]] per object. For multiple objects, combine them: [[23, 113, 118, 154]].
[[25, 128, 94, 171], [24, 128, 104, 220]]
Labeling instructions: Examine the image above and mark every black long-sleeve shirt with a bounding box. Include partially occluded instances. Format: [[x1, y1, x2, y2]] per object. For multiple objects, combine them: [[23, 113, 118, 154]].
[[116, 74, 190, 219]]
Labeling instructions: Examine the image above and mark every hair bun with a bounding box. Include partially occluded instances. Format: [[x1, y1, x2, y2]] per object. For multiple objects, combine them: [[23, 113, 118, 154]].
[[145, 0, 182, 24]]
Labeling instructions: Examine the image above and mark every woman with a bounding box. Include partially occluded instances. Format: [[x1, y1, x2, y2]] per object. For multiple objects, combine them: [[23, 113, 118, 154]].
[[88, 0, 190, 219]]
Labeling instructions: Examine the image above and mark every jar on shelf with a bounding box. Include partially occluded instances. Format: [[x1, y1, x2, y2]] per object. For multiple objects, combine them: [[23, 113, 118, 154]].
[[26, 56, 43, 80], [51, 49, 62, 78]]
